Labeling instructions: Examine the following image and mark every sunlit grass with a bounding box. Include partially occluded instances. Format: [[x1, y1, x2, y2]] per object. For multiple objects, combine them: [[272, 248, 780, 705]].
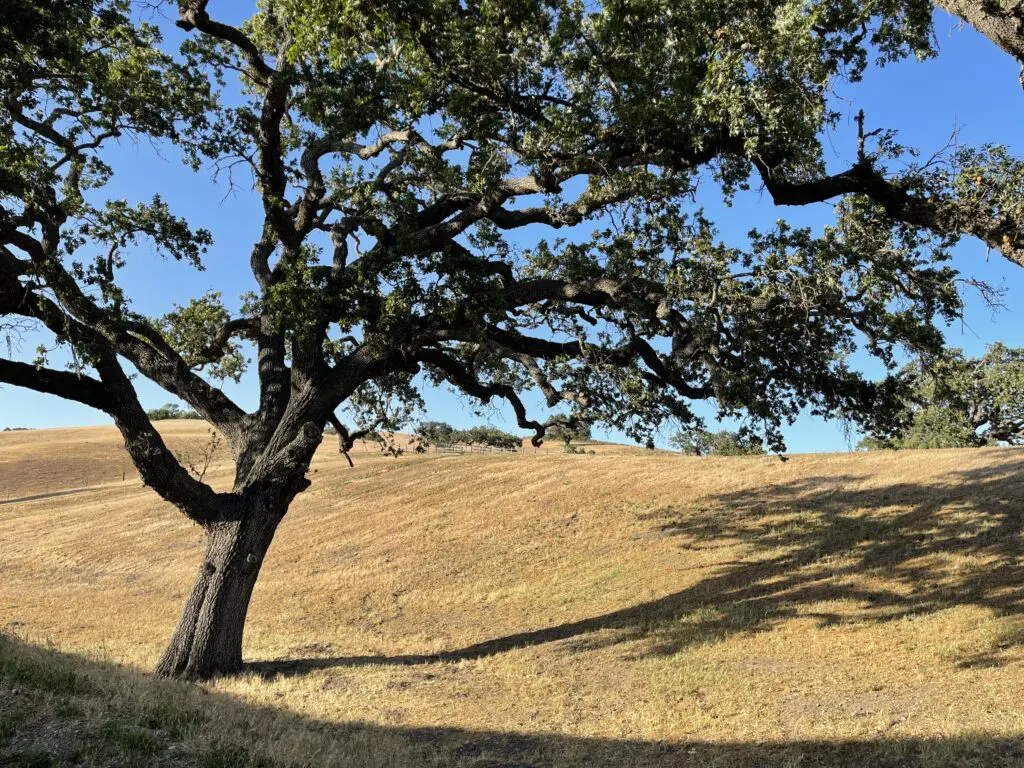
[[2, 422, 1024, 765]]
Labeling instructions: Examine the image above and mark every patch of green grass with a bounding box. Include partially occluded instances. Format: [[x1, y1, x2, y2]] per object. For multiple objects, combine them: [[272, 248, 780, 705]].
[[99, 722, 165, 756], [201, 743, 274, 768], [53, 697, 84, 719], [0, 640, 91, 695], [141, 699, 208, 739], [2, 747, 56, 768]]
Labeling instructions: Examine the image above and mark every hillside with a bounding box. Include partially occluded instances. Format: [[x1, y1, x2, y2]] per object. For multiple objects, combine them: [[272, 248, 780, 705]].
[[2, 422, 1024, 766]]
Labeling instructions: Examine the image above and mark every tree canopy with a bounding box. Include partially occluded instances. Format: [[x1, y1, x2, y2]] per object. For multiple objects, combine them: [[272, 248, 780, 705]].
[[546, 421, 593, 445], [147, 403, 202, 421], [415, 421, 522, 449], [671, 427, 766, 456], [860, 344, 1024, 450], [2, 0, 1020, 678]]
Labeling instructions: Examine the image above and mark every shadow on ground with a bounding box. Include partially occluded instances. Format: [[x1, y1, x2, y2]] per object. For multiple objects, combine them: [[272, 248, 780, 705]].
[[0, 487, 100, 506], [255, 457, 1024, 677], [2, 634, 1023, 768]]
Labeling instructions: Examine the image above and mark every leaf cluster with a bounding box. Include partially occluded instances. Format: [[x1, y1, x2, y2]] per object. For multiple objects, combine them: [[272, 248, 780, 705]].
[[670, 426, 765, 456], [860, 344, 1024, 450], [414, 420, 523, 449]]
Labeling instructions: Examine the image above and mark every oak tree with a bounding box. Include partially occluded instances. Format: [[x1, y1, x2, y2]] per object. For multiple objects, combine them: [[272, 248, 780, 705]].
[[0, 0, 998, 679], [860, 344, 1024, 449], [671, 427, 766, 456]]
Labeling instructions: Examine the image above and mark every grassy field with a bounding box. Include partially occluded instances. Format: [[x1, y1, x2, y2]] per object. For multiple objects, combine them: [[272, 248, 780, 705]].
[[2, 421, 1024, 766]]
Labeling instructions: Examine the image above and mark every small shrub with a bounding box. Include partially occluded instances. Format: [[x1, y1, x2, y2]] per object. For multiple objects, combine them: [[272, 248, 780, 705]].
[[146, 403, 201, 421]]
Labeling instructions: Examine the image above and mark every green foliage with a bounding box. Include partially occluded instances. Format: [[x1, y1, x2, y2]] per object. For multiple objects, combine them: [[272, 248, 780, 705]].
[[278, 0, 934, 172], [860, 344, 1024, 450], [0, 0, 213, 229], [223, 0, 962, 457], [897, 144, 1024, 256], [159, 293, 248, 383], [858, 409, 979, 450], [414, 420, 458, 447], [348, 374, 425, 435], [671, 427, 766, 456], [458, 425, 523, 450], [414, 421, 522, 450], [546, 422, 593, 445], [146, 404, 201, 421]]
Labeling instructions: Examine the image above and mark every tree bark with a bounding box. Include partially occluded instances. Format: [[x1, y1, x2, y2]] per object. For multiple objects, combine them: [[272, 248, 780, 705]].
[[936, 1, 1024, 69], [154, 499, 284, 680]]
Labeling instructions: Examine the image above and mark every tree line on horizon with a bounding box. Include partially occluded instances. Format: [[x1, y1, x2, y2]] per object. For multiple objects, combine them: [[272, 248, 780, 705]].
[[150, 339, 1024, 456], [146, 339, 1024, 455]]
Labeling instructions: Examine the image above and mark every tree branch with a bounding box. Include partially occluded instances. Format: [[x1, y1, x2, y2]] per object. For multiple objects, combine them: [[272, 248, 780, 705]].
[[176, 1, 275, 84], [936, 0, 1024, 70], [326, 412, 371, 467], [0, 357, 111, 412], [0, 353, 234, 524], [199, 317, 260, 364], [753, 158, 1024, 268], [417, 347, 548, 445]]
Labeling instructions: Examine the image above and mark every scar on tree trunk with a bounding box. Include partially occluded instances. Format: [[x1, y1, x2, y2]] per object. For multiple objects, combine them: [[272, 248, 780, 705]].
[[155, 508, 282, 680]]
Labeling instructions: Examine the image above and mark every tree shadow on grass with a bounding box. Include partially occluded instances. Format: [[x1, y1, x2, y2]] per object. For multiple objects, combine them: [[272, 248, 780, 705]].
[[3, 633, 1024, 768], [254, 455, 1024, 676], [654, 461, 1024, 628], [0, 487, 99, 506]]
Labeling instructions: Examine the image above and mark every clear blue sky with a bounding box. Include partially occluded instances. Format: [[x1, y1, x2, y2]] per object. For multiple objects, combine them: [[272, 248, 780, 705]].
[[3, 7, 1023, 453]]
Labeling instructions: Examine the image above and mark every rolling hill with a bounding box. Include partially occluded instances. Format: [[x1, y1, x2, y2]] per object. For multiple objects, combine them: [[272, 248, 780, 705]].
[[2, 421, 1024, 766]]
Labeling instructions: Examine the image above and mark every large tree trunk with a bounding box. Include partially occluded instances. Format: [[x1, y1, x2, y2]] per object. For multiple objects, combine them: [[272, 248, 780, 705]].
[[154, 500, 284, 680], [937, 1, 1024, 68]]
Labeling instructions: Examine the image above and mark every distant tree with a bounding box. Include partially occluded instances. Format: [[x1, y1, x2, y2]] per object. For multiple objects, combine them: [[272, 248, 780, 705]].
[[860, 344, 1024, 450], [146, 403, 202, 421], [672, 428, 766, 456], [672, 428, 712, 456], [546, 422, 592, 446], [415, 421, 522, 450], [415, 420, 458, 447], [458, 426, 522, 451]]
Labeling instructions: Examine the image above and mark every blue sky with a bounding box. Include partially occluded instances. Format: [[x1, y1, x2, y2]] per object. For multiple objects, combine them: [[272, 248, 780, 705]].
[[3, 8, 1023, 453]]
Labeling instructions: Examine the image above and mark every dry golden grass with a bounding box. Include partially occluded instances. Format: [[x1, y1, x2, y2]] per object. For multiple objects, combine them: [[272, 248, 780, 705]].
[[2, 421, 1024, 766]]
